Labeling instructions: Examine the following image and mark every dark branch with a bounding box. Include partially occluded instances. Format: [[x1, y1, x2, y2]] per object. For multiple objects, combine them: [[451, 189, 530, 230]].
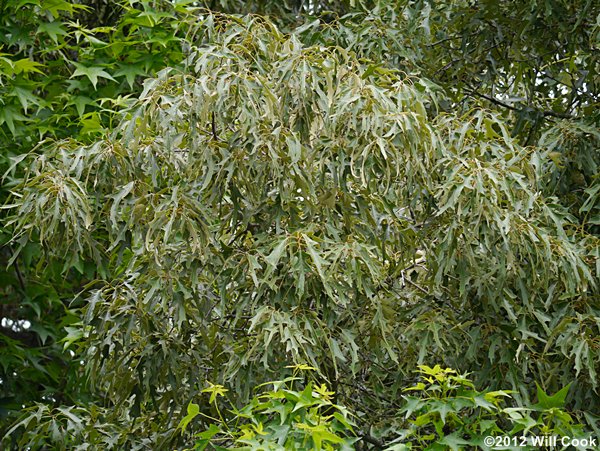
[[211, 111, 219, 141], [361, 433, 385, 449], [467, 88, 573, 119], [11, 249, 26, 292]]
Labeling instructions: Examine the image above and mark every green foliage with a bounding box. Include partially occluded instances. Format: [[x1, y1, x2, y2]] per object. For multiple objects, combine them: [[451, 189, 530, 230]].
[[6, 364, 594, 449], [3, 398, 175, 449], [1, 1, 598, 449], [386, 365, 591, 450], [293, 0, 600, 225], [181, 366, 358, 450], [0, 0, 201, 149], [0, 0, 201, 427]]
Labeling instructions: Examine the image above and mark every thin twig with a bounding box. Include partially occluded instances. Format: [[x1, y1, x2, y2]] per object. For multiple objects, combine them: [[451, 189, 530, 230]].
[[13, 252, 26, 292], [211, 111, 219, 141], [402, 274, 429, 295], [467, 88, 573, 119], [361, 433, 385, 449]]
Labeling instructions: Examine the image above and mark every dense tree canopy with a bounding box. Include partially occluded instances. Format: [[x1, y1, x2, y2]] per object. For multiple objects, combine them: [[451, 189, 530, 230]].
[[1, 1, 598, 449]]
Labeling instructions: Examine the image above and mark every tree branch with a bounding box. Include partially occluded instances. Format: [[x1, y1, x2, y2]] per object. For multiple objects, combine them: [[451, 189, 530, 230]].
[[211, 111, 220, 141], [361, 433, 385, 449], [10, 248, 26, 292], [467, 88, 573, 119]]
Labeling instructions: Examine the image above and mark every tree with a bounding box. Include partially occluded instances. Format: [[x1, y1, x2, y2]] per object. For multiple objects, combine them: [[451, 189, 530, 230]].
[[0, 0, 203, 429], [1, 1, 598, 449]]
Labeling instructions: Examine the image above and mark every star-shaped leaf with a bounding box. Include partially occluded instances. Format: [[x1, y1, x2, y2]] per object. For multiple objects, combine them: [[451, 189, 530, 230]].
[[70, 63, 116, 89], [113, 64, 147, 89]]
